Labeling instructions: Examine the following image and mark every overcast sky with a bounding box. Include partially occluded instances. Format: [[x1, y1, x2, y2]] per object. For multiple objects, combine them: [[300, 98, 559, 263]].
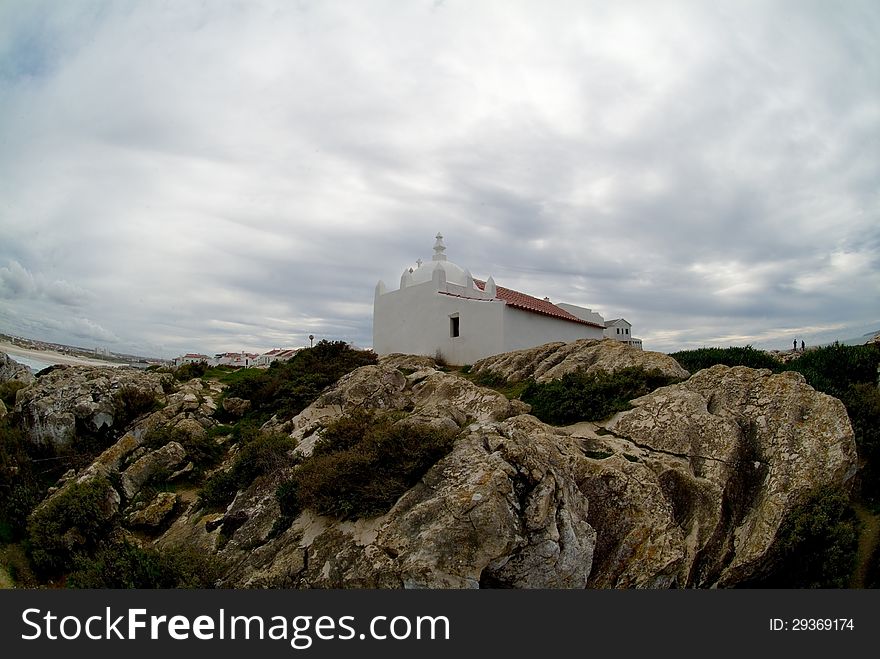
[[1, 0, 877, 358]]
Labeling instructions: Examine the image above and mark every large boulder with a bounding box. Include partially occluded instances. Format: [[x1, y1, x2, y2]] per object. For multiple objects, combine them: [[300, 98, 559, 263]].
[[602, 365, 858, 586], [120, 441, 187, 499], [470, 338, 689, 383], [13, 366, 166, 447], [0, 351, 35, 386]]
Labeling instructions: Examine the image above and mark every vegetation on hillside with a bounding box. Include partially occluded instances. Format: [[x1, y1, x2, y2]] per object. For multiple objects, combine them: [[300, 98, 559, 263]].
[[275, 410, 457, 523], [520, 367, 679, 424], [668, 345, 782, 372], [0, 339, 378, 588], [199, 431, 298, 510], [220, 340, 377, 422], [0, 420, 42, 544], [744, 489, 860, 588]]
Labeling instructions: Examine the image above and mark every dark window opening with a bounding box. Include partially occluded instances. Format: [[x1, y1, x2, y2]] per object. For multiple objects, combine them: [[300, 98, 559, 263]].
[[450, 316, 460, 338]]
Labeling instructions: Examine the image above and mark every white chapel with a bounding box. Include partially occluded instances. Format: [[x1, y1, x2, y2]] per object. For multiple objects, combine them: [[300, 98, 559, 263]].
[[373, 234, 642, 365]]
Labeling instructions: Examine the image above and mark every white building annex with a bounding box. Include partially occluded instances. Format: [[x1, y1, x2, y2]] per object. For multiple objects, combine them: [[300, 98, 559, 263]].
[[373, 234, 642, 365]]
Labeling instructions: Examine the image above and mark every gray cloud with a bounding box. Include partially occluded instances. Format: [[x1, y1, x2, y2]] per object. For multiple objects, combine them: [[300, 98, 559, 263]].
[[0, 0, 877, 357]]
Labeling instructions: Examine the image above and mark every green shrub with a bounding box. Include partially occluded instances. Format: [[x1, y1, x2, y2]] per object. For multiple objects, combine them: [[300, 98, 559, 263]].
[[113, 386, 160, 425], [669, 345, 781, 373], [224, 340, 376, 421], [276, 410, 457, 521], [790, 343, 879, 399], [199, 432, 297, 509], [750, 488, 859, 588], [841, 383, 880, 505], [0, 420, 41, 543], [27, 477, 118, 574], [174, 361, 208, 381], [521, 367, 678, 425], [143, 425, 222, 472], [67, 542, 222, 588]]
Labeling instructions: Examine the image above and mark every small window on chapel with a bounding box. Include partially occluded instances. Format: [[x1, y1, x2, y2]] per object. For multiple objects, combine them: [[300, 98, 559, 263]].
[[450, 316, 460, 338]]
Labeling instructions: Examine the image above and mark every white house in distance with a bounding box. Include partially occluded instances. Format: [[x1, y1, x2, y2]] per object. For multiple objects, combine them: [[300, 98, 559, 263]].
[[373, 234, 642, 365], [604, 318, 642, 349], [173, 353, 211, 367], [255, 348, 301, 367]]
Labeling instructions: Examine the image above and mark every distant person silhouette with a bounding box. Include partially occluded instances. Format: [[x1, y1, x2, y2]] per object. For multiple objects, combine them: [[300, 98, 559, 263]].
[[793, 339, 798, 352], [801, 340, 805, 351]]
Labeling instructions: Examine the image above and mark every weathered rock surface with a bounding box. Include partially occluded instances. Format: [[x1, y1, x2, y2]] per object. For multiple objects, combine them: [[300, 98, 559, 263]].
[[158, 359, 856, 589], [471, 338, 690, 383], [13, 366, 166, 446], [602, 365, 858, 586], [128, 492, 179, 528], [0, 352, 35, 386], [222, 396, 251, 417], [27, 373, 225, 545], [121, 441, 187, 499]]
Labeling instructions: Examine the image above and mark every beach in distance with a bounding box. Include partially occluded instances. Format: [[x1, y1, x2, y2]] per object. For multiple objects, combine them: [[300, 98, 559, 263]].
[[0, 340, 120, 370]]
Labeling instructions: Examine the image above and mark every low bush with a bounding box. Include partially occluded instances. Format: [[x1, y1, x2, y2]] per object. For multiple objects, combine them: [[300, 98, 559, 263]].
[[276, 410, 457, 521], [67, 542, 222, 588], [174, 361, 208, 381], [521, 367, 678, 425], [224, 340, 377, 421], [0, 420, 41, 543], [27, 477, 118, 574], [750, 488, 859, 588], [113, 386, 160, 426], [669, 345, 781, 373], [199, 432, 297, 509], [143, 425, 222, 472]]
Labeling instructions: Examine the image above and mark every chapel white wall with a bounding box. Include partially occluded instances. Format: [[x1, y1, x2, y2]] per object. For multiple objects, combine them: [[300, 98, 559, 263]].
[[500, 306, 604, 353], [373, 281, 506, 365]]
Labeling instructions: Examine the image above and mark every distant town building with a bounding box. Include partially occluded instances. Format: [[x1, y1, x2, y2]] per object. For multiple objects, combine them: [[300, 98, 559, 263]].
[[212, 352, 260, 368], [373, 234, 642, 365], [173, 353, 210, 366], [255, 348, 301, 367]]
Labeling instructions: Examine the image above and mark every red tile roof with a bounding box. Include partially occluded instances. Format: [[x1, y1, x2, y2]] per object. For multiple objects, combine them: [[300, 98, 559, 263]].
[[473, 280, 604, 328]]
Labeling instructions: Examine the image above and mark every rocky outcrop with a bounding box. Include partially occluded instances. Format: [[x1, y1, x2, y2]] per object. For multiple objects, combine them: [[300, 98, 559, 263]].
[[18, 343, 861, 589], [602, 365, 858, 586], [13, 366, 166, 447], [27, 373, 226, 551], [222, 397, 251, 417], [121, 441, 187, 499], [471, 338, 689, 383], [262, 356, 529, 451], [0, 352, 35, 386], [128, 492, 179, 528], [157, 358, 856, 589]]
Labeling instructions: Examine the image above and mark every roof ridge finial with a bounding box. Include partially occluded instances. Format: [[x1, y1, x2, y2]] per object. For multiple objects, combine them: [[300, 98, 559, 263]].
[[432, 232, 447, 261]]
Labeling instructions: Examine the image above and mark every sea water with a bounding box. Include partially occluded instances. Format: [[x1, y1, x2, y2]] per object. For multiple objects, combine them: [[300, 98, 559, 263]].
[[9, 354, 56, 373]]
